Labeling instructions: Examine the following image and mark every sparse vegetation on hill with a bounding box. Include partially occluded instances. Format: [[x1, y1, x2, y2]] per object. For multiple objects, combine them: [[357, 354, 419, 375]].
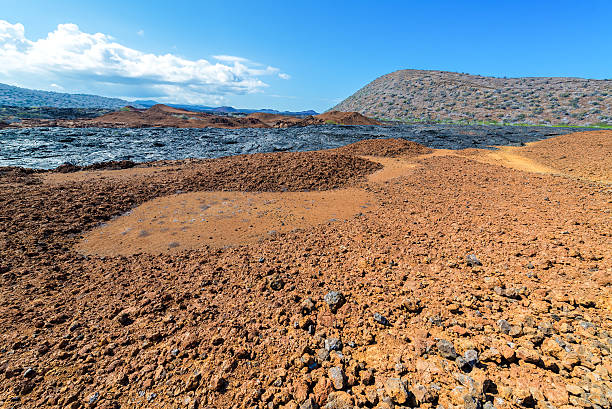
[[333, 70, 612, 126], [0, 83, 130, 109]]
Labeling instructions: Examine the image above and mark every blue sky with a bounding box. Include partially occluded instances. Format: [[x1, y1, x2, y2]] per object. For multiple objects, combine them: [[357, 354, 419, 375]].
[[1, 0, 610, 111]]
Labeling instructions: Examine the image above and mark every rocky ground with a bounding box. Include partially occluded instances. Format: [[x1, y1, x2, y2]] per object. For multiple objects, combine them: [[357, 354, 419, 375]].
[[0, 132, 610, 409]]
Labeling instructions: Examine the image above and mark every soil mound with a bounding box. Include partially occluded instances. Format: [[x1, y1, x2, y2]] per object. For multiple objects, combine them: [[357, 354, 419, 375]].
[[315, 110, 382, 125], [190, 151, 382, 192], [334, 138, 433, 157], [246, 112, 304, 127], [518, 130, 612, 182], [87, 104, 270, 129]]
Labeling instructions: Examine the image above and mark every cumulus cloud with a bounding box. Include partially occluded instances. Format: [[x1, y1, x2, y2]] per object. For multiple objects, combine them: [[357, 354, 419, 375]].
[[0, 20, 289, 104]]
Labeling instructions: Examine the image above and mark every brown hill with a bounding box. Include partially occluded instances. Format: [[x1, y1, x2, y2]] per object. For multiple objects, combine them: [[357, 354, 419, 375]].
[[246, 112, 305, 127], [247, 110, 382, 128], [314, 110, 382, 125], [333, 69, 612, 126], [90, 104, 269, 129]]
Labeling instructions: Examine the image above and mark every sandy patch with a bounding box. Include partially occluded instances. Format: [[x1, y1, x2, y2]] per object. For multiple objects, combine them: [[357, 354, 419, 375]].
[[76, 188, 377, 256]]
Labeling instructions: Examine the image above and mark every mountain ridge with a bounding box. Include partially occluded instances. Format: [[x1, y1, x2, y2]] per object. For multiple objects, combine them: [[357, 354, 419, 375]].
[[0, 83, 130, 109], [333, 69, 612, 126], [0, 83, 318, 116]]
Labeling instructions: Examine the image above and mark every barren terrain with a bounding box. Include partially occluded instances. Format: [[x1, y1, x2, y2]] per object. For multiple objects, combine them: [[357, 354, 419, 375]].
[[0, 132, 611, 409]]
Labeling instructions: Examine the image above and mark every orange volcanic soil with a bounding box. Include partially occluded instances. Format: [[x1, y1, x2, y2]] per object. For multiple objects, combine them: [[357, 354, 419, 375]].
[[0, 132, 610, 408]]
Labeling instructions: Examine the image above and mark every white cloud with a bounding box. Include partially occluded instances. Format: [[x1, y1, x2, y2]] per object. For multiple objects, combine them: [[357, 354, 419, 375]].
[[0, 20, 288, 104], [137, 29, 144, 37], [278, 73, 291, 80]]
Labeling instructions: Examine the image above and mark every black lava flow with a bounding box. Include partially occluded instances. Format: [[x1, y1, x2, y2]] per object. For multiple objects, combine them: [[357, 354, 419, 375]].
[[0, 124, 578, 169]]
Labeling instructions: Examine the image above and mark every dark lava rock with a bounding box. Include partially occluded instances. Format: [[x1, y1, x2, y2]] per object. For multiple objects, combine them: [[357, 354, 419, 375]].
[[116, 312, 133, 326]]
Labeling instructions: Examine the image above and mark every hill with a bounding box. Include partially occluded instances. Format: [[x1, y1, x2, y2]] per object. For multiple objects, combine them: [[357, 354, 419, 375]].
[[0, 83, 130, 109], [333, 69, 612, 126]]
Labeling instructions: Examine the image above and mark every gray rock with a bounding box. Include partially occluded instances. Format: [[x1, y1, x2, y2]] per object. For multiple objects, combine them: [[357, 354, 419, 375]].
[[87, 392, 100, 405], [456, 356, 472, 372], [316, 348, 330, 363], [328, 366, 346, 390], [464, 349, 479, 367], [373, 313, 389, 326], [497, 319, 511, 334], [301, 298, 315, 314], [437, 339, 458, 360], [324, 291, 345, 313], [300, 397, 318, 409], [384, 377, 411, 405], [466, 254, 482, 267], [324, 338, 343, 352], [464, 394, 482, 409]]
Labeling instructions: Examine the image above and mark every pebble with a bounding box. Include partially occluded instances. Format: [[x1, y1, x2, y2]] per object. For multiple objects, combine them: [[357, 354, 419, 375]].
[[497, 319, 512, 334], [464, 349, 478, 367], [324, 291, 345, 313], [87, 392, 100, 405], [299, 397, 317, 409], [22, 367, 36, 378], [301, 298, 315, 314], [466, 254, 482, 267], [373, 313, 389, 326], [328, 367, 346, 390], [384, 377, 410, 405], [324, 338, 342, 352], [437, 339, 458, 360], [464, 394, 482, 409]]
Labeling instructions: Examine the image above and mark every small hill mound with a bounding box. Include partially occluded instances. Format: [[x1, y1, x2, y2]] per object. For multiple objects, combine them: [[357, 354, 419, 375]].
[[246, 112, 304, 127], [146, 104, 194, 115], [91, 105, 269, 129], [315, 111, 382, 125], [334, 138, 433, 157]]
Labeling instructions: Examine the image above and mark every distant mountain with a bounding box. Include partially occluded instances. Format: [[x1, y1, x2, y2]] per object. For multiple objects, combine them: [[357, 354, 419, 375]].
[[132, 100, 318, 117], [0, 83, 130, 109], [0, 83, 318, 116], [333, 69, 612, 126]]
